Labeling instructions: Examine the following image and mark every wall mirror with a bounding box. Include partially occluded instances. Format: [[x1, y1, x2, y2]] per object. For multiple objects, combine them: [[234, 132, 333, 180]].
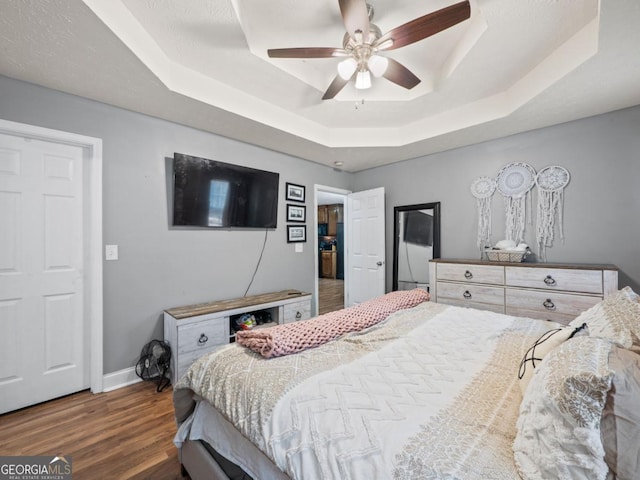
[[392, 202, 441, 291]]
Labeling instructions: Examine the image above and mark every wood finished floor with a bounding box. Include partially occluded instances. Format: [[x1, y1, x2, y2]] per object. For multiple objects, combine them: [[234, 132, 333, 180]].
[[318, 277, 344, 315], [0, 381, 185, 480]]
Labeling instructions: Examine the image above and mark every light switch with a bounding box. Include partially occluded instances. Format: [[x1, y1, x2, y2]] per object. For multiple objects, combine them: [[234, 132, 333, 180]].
[[105, 244, 119, 261], [295, 243, 303, 253]]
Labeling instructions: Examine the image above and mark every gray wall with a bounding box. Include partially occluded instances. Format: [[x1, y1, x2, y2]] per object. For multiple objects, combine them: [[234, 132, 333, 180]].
[[0, 76, 352, 374], [354, 105, 640, 293], [2, 75, 639, 376]]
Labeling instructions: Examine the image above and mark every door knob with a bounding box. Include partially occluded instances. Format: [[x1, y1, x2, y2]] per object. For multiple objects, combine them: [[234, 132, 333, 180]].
[[377, 261, 383, 266]]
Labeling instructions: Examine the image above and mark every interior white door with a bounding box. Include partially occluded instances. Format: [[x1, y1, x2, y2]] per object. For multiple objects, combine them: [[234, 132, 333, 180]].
[[0, 132, 88, 413], [346, 187, 385, 306]]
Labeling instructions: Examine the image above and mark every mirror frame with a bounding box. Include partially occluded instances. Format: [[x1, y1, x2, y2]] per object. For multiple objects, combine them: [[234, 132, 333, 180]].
[[392, 202, 441, 291]]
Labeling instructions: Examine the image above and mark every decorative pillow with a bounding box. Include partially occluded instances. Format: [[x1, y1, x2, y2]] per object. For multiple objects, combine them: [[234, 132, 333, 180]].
[[620, 285, 640, 303], [518, 323, 587, 395], [514, 336, 614, 480], [569, 287, 640, 349], [601, 346, 640, 479]]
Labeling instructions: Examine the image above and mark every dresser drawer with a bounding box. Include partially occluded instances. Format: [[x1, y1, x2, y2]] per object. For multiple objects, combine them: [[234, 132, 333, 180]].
[[436, 263, 504, 285], [177, 345, 227, 378], [177, 316, 229, 355], [437, 282, 505, 308], [437, 298, 505, 314], [283, 299, 311, 323], [505, 266, 603, 294], [506, 288, 602, 324]]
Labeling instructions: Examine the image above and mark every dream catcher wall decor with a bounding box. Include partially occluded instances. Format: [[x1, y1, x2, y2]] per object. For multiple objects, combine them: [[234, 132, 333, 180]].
[[535, 166, 570, 261], [470, 162, 571, 261], [496, 162, 536, 244], [470, 176, 496, 250]]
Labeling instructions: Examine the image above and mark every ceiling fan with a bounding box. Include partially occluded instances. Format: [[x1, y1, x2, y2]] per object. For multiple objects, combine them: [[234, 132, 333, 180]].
[[267, 0, 471, 100]]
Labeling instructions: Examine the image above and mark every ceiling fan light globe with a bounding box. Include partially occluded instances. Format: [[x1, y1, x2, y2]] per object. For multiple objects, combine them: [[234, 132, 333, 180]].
[[355, 70, 372, 89], [368, 55, 388, 77], [337, 58, 358, 80]]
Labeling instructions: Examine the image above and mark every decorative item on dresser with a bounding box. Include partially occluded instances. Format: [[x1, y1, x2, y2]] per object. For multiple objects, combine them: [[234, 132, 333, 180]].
[[164, 290, 311, 385], [428, 259, 618, 324]]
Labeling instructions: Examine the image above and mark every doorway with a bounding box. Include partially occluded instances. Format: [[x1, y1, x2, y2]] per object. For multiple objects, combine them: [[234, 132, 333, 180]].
[[314, 185, 348, 316], [0, 119, 103, 413]]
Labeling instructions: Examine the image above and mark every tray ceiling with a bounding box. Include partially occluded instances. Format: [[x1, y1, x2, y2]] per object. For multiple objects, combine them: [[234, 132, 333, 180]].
[[1, 0, 639, 171]]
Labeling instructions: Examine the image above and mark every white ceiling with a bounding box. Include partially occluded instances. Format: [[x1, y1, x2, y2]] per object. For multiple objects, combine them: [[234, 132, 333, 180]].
[[1, 0, 639, 172]]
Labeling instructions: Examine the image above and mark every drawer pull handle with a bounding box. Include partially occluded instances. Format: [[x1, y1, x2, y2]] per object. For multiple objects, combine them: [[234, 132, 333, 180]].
[[463, 290, 472, 299], [198, 333, 209, 345], [543, 299, 556, 311], [295, 311, 302, 320], [544, 275, 557, 286], [464, 270, 473, 279]]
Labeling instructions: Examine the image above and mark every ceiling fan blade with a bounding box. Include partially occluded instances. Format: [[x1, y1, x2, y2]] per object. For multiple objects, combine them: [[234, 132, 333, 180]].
[[375, 0, 470, 51], [268, 47, 348, 58], [322, 75, 350, 100], [382, 58, 421, 90], [338, 0, 370, 40]]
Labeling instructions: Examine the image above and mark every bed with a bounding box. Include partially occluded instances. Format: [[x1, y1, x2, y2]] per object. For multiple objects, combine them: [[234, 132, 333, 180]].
[[173, 288, 640, 480]]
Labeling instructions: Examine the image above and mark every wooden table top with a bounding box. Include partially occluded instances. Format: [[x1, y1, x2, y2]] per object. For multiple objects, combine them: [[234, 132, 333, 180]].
[[165, 289, 311, 319], [430, 258, 618, 270]]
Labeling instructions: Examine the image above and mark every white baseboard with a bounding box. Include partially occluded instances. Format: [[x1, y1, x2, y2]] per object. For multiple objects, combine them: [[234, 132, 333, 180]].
[[102, 366, 142, 392]]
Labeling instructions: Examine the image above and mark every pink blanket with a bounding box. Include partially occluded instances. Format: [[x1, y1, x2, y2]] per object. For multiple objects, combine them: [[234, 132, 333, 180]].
[[236, 289, 430, 358]]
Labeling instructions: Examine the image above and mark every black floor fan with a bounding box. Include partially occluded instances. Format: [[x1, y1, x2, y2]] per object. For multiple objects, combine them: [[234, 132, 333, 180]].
[[135, 340, 172, 392]]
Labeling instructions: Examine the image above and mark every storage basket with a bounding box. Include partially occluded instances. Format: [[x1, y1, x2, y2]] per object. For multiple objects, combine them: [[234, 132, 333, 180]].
[[484, 249, 528, 263]]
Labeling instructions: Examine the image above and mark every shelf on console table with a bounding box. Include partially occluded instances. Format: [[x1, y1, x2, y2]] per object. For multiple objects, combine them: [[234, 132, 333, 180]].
[[164, 289, 311, 384], [428, 259, 618, 324]]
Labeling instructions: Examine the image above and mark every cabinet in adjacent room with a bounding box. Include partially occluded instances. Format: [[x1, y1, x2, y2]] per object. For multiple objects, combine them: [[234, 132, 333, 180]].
[[327, 204, 343, 236], [318, 205, 329, 224], [318, 204, 343, 236], [321, 250, 337, 279]]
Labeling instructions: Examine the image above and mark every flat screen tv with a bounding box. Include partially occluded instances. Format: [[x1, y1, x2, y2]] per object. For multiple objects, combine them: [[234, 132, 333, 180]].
[[403, 210, 433, 246], [172, 153, 279, 228]]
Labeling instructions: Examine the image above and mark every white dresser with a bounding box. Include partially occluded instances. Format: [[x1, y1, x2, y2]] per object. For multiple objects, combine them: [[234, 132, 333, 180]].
[[428, 259, 618, 324], [164, 290, 311, 384]]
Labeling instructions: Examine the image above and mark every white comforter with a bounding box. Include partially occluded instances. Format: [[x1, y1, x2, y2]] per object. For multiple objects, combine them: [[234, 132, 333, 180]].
[[175, 302, 554, 480]]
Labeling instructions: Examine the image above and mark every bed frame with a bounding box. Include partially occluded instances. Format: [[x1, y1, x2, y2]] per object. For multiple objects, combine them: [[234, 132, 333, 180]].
[[180, 440, 232, 480]]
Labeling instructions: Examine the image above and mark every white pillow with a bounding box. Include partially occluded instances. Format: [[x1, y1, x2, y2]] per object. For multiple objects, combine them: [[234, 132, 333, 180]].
[[569, 287, 640, 349], [518, 324, 587, 395], [514, 336, 614, 480]]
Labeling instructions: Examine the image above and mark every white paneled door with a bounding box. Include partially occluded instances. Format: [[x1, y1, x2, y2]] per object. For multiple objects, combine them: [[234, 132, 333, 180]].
[[346, 187, 385, 306], [0, 132, 88, 413]]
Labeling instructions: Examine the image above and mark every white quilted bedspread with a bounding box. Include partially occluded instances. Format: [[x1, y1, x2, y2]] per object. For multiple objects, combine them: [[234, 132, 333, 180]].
[[176, 302, 553, 480]]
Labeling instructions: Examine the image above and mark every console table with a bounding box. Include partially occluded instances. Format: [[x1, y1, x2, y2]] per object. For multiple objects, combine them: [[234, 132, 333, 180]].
[[164, 290, 311, 384]]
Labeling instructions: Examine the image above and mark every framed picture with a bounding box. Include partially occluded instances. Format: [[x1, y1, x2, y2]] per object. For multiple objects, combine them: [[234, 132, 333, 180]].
[[287, 225, 306, 243], [286, 204, 306, 223], [286, 182, 305, 203]]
